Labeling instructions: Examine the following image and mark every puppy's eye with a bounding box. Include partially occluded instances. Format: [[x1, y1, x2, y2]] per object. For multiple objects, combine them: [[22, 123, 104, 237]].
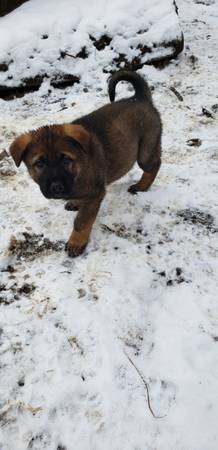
[[62, 155, 73, 167], [34, 159, 45, 169]]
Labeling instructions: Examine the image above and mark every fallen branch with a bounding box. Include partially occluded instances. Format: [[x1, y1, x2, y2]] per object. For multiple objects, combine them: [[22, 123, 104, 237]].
[[0, 401, 42, 418], [170, 86, 183, 101], [101, 224, 116, 235], [124, 350, 166, 419], [60, 50, 76, 59]]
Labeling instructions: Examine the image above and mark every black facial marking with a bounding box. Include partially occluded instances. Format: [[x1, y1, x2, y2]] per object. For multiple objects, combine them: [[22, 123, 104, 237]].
[[27, 130, 84, 200], [37, 160, 75, 199]]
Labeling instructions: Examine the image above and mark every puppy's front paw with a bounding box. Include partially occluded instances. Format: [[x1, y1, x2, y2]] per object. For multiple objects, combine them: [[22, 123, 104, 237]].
[[65, 201, 79, 211], [128, 184, 138, 195], [65, 240, 87, 257]]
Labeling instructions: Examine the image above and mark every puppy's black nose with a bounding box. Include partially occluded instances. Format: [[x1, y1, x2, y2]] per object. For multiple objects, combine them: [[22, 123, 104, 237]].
[[50, 182, 64, 198]]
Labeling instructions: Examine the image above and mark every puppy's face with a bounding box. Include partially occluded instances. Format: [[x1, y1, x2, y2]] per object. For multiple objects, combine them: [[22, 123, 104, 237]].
[[10, 124, 90, 200]]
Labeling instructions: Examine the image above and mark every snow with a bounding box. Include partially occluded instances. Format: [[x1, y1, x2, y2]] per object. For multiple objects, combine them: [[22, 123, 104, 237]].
[[0, 0, 182, 89], [0, 0, 218, 449]]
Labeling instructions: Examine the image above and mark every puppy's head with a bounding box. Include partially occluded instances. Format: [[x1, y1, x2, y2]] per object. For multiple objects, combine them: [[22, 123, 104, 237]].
[[10, 124, 90, 199]]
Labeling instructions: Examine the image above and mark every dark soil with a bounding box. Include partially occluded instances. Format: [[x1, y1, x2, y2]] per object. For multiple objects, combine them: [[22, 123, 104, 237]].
[[155, 267, 189, 287], [0, 281, 35, 305], [8, 232, 64, 260], [76, 46, 88, 59], [17, 283, 36, 295], [90, 34, 112, 51], [176, 208, 217, 233]]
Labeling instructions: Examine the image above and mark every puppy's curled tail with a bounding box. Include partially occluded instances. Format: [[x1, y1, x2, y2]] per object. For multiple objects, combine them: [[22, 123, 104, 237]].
[[108, 70, 152, 103]]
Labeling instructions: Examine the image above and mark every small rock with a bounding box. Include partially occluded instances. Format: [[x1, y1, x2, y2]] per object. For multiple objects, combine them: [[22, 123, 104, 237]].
[[18, 378, 25, 387], [159, 271, 166, 277], [202, 107, 214, 118], [211, 104, 218, 113], [176, 267, 182, 276], [187, 138, 202, 147], [0, 150, 9, 161], [18, 283, 36, 295], [189, 54, 198, 65], [77, 288, 86, 298], [0, 63, 8, 72]]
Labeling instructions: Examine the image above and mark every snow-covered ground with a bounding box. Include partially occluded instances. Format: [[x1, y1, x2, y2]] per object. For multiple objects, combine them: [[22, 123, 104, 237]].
[[0, 0, 218, 449], [0, 0, 182, 89]]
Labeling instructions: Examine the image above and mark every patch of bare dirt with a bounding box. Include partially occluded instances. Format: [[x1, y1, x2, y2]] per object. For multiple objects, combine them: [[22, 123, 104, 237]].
[[176, 208, 217, 232], [8, 232, 64, 260]]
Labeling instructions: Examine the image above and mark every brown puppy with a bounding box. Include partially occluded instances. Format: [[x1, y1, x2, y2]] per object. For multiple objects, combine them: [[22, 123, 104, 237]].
[[10, 70, 162, 257]]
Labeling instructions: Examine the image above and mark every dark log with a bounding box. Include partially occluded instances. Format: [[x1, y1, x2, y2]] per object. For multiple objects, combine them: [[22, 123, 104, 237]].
[[0, 74, 80, 100], [0, 0, 27, 17]]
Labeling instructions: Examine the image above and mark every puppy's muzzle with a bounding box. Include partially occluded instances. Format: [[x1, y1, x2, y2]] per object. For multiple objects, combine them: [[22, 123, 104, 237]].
[[50, 181, 65, 199]]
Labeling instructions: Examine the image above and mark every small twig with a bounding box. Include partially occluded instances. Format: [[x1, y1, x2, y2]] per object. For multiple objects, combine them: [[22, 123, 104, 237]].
[[170, 86, 183, 102], [60, 50, 76, 59], [124, 350, 166, 419], [0, 401, 42, 417], [202, 107, 214, 119], [101, 224, 116, 235], [68, 336, 84, 356]]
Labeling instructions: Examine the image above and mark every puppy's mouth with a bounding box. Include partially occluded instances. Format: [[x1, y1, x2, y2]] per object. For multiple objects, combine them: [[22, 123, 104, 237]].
[[49, 192, 65, 200], [40, 183, 73, 200], [41, 190, 72, 200]]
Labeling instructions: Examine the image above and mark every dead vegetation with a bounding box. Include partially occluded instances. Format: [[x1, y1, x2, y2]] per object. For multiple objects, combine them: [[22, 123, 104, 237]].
[[8, 232, 64, 260], [176, 208, 217, 233]]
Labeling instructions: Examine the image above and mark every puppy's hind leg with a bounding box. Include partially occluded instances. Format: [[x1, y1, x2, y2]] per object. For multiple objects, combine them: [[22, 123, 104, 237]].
[[128, 134, 161, 194], [128, 159, 161, 194]]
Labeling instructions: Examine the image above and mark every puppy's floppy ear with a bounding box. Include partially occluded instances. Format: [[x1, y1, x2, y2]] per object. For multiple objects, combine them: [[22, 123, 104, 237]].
[[10, 133, 32, 167], [63, 124, 90, 152]]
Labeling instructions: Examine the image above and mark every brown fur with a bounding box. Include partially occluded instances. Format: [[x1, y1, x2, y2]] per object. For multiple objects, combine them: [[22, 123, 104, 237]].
[[10, 70, 162, 257]]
